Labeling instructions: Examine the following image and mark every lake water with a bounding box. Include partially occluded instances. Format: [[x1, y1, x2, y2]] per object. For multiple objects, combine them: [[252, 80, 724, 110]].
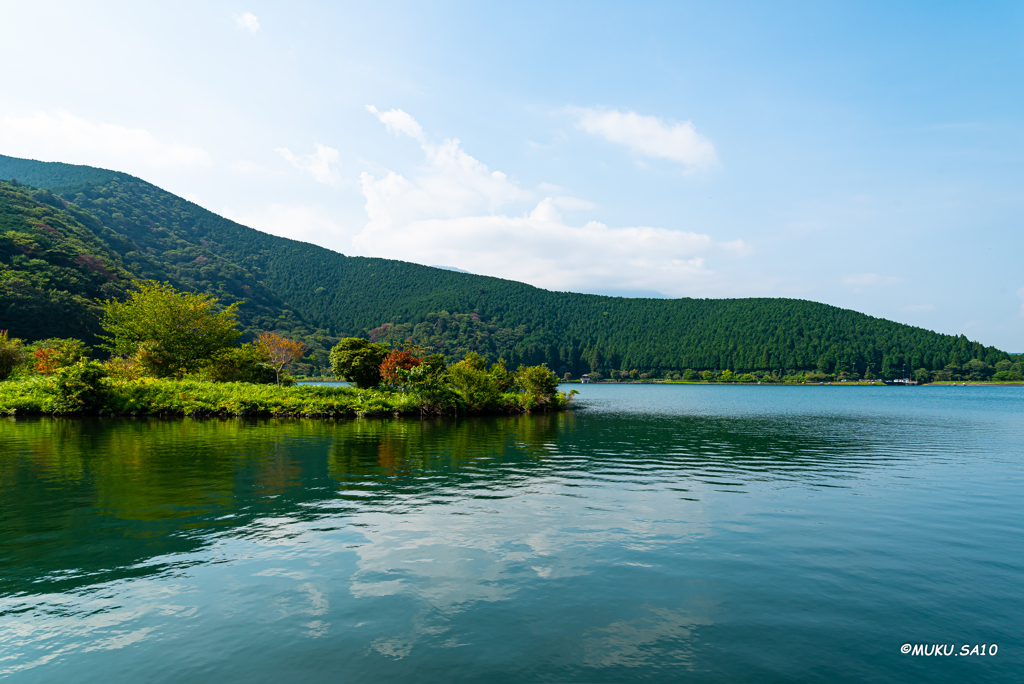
[[1, 385, 1021, 682]]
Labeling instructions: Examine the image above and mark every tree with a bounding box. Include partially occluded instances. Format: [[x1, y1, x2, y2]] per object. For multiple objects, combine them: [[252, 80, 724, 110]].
[[448, 353, 502, 411], [99, 281, 240, 378], [0, 330, 25, 380], [257, 332, 308, 386], [380, 349, 422, 389], [329, 338, 391, 388], [30, 338, 90, 375], [514, 363, 560, 407], [206, 343, 277, 384]]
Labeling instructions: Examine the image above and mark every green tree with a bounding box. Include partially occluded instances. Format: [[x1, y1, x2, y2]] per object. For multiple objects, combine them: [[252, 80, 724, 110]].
[[99, 281, 240, 378], [400, 354, 457, 412], [514, 364, 559, 407], [0, 330, 25, 380], [447, 352, 502, 411], [329, 338, 391, 388], [206, 344, 276, 384]]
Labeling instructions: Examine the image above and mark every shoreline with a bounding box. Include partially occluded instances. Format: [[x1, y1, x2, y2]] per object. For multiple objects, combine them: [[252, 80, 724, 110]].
[[564, 380, 1024, 387]]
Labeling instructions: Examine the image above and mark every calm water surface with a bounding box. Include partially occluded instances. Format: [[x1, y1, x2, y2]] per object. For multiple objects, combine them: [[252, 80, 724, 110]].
[[1, 385, 1021, 682]]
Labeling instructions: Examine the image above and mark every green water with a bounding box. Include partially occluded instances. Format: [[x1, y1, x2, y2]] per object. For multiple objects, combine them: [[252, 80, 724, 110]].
[[1, 385, 1021, 682]]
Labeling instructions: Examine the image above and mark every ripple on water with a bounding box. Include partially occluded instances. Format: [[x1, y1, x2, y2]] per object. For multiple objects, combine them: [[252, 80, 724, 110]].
[[0, 387, 1022, 682]]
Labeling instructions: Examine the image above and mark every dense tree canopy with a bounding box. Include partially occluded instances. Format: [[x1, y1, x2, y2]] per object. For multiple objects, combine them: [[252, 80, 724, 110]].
[[328, 338, 391, 388]]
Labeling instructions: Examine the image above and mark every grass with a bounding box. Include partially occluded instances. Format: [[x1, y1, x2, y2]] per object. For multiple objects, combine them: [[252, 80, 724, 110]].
[[0, 377, 573, 417]]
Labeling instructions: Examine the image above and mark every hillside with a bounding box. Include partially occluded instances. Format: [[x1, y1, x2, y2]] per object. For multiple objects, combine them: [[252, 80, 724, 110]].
[[0, 181, 134, 341], [0, 154, 1012, 378]]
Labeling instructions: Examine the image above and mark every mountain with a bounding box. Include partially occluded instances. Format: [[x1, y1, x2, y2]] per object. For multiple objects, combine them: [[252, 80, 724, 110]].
[[0, 180, 134, 341], [0, 154, 1012, 378]]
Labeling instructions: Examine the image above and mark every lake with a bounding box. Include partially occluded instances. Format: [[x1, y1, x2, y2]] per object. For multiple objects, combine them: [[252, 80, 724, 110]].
[[1, 385, 1021, 682]]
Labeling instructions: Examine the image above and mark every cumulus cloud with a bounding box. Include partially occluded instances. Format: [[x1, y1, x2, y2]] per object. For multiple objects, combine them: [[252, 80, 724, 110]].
[[0, 110, 212, 170], [366, 105, 425, 142], [354, 109, 745, 296], [362, 105, 532, 219], [275, 143, 341, 186], [233, 12, 259, 34], [573, 107, 717, 169]]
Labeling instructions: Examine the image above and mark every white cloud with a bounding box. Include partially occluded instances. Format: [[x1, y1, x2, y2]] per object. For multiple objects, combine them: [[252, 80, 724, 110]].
[[366, 105, 425, 142], [221, 203, 349, 249], [841, 273, 901, 287], [354, 108, 746, 296], [233, 12, 259, 34], [275, 143, 341, 186], [0, 110, 212, 170], [573, 108, 717, 169]]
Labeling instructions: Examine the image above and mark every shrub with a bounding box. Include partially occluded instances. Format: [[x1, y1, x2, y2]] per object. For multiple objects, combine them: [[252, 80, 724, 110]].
[[29, 338, 90, 375], [103, 355, 146, 382], [448, 352, 502, 411], [0, 330, 25, 380], [51, 361, 108, 413], [206, 344, 277, 384], [514, 364, 559, 407], [399, 354, 458, 413]]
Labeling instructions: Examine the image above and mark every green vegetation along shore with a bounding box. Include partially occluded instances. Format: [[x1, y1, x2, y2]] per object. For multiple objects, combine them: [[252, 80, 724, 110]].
[[1, 154, 1018, 383], [0, 376, 572, 418], [0, 280, 573, 417]]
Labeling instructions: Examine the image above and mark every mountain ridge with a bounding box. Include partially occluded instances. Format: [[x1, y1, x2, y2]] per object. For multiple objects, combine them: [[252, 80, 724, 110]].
[[0, 153, 1011, 378]]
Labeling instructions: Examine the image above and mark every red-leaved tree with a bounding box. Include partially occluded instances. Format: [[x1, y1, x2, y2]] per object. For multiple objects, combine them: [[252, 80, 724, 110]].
[[379, 350, 422, 389]]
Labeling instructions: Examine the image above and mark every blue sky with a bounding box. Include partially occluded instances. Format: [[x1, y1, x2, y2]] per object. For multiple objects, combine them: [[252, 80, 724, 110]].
[[2, 1, 1022, 350]]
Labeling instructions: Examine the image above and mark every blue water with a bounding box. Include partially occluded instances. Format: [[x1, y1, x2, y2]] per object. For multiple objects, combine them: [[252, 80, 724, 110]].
[[0, 385, 1021, 682]]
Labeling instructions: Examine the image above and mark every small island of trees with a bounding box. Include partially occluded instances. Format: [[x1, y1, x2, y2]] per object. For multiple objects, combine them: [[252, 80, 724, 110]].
[[0, 281, 573, 417]]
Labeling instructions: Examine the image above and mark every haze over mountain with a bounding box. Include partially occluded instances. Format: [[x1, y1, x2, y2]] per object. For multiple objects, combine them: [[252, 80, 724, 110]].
[[0, 154, 1012, 379]]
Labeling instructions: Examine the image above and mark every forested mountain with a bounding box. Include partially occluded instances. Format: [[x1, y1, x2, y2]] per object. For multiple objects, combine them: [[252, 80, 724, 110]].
[[0, 181, 134, 341], [0, 154, 1012, 378]]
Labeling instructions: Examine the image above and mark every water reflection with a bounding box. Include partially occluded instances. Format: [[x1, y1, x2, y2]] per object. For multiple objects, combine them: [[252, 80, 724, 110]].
[[1, 387, 1021, 683], [0, 403, 995, 595]]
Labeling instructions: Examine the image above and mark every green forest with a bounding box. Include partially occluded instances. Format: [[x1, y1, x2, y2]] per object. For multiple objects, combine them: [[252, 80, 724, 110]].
[[1, 153, 1019, 383]]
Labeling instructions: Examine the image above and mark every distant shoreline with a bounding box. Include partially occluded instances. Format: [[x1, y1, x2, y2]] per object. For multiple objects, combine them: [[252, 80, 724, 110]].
[[562, 380, 1024, 387]]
